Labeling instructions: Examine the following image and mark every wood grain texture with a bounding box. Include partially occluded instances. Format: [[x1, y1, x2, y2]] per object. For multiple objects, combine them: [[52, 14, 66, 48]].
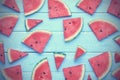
[[0, 0, 120, 80]]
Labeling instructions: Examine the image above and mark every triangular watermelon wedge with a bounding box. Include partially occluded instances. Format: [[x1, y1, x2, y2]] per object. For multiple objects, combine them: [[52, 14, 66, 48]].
[[23, 0, 45, 16], [54, 52, 66, 70], [107, 0, 120, 18], [63, 17, 83, 42], [8, 48, 28, 63], [114, 35, 120, 46], [2, 65, 22, 80], [48, 0, 71, 18], [74, 46, 86, 60], [32, 58, 52, 80], [87, 74, 92, 80], [63, 64, 85, 80], [89, 19, 118, 41], [114, 52, 120, 63], [0, 42, 5, 64], [77, 0, 102, 15], [23, 30, 52, 53], [26, 19, 43, 31], [0, 15, 18, 36], [89, 52, 112, 80], [2, 0, 20, 12], [112, 67, 120, 80]]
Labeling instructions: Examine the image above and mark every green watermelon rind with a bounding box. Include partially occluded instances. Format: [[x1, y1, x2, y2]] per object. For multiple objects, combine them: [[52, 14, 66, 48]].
[[112, 67, 120, 78], [65, 17, 83, 42], [22, 30, 52, 53], [54, 52, 66, 58], [114, 35, 120, 44], [24, 0, 45, 16], [32, 57, 49, 80]]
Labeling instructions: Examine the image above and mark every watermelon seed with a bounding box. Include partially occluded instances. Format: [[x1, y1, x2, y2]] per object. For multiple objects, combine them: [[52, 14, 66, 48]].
[[100, 29, 103, 32], [68, 22, 71, 24], [49, 7, 51, 9], [64, 28, 66, 31], [12, 6, 15, 9], [16, 71, 19, 74], [69, 71, 72, 74], [9, 26, 13, 29], [19, 55, 22, 57], [43, 72, 46, 74], [35, 41, 38, 44], [89, 7, 91, 9], [117, 13, 120, 16], [97, 64, 100, 66], [30, 44, 33, 47], [0, 54, 2, 56], [65, 78, 67, 80]]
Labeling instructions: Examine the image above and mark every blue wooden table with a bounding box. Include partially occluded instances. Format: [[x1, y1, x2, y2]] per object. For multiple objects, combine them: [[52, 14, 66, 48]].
[[0, 0, 120, 80]]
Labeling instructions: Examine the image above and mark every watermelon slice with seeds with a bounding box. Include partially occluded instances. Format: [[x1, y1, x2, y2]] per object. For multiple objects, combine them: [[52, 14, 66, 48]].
[[2, 0, 20, 12], [48, 0, 71, 18], [63, 64, 85, 80], [54, 52, 66, 70], [89, 52, 112, 80], [23, 30, 52, 53], [107, 0, 120, 18], [89, 19, 118, 41], [114, 52, 120, 63], [112, 67, 120, 80], [63, 17, 83, 41], [8, 48, 28, 63], [0, 42, 5, 64], [87, 74, 92, 80], [26, 19, 43, 31], [2, 65, 22, 80], [114, 35, 120, 46], [74, 46, 86, 60], [23, 0, 45, 16], [32, 58, 52, 80], [0, 15, 18, 36], [77, 0, 102, 15]]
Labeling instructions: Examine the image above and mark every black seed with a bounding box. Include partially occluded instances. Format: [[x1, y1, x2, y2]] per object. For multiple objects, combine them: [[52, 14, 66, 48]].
[[30, 44, 33, 47], [19, 55, 22, 57], [0, 54, 3, 56], [68, 22, 71, 24], [40, 76, 43, 78], [43, 72, 46, 74], [12, 6, 15, 8], [35, 41, 38, 44], [9, 26, 13, 29], [16, 72, 19, 74], [100, 29, 102, 32], [89, 7, 91, 9], [65, 78, 67, 80], [69, 71, 72, 74], [97, 64, 100, 66], [64, 28, 66, 31]]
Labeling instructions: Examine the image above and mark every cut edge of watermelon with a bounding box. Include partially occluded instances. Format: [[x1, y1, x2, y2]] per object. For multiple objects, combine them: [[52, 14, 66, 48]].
[[24, 0, 45, 16], [98, 52, 112, 80], [112, 67, 120, 76], [80, 64, 85, 80], [0, 15, 18, 19], [65, 18, 83, 42], [77, 46, 86, 53], [32, 58, 48, 80]]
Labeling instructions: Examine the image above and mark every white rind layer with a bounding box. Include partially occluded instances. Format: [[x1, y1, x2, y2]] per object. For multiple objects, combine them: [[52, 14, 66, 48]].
[[112, 67, 120, 76], [115, 35, 120, 41], [7, 49, 12, 63], [79, 64, 85, 80], [24, 0, 45, 16], [0, 15, 18, 19], [65, 18, 83, 42]]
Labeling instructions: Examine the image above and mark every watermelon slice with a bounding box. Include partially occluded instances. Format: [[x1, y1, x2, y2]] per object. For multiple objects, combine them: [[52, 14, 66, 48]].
[[0, 42, 5, 64], [77, 0, 102, 15], [48, 0, 71, 18], [26, 19, 43, 31], [89, 52, 112, 79], [107, 0, 120, 18], [23, 30, 52, 53], [63, 17, 83, 41], [114, 52, 120, 63], [87, 74, 92, 80], [89, 19, 118, 41], [32, 58, 52, 80], [114, 35, 120, 46], [23, 0, 45, 16], [8, 48, 28, 63], [54, 52, 66, 70], [2, 0, 20, 12], [0, 15, 18, 36], [63, 64, 85, 80], [74, 46, 86, 60], [112, 67, 120, 80], [2, 65, 22, 80]]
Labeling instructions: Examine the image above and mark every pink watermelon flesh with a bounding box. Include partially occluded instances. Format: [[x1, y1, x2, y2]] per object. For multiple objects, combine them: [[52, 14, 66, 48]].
[[48, 0, 71, 18], [89, 20, 118, 41], [23, 31, 51, 53], [3, 0, 20, 12], [63, 17, 83, 41], [112, 67, 120, 80], [77, 0, 101, 15], [0, 15, 18, 36], [114, 52, 120, 63], [54, 53, 65, 70], [8, 49, 28, 63], [114, 35, 120, 46], [0, 42, 5, 64], [32, 58, 52, 80], [23, 0, 45, 16], [89, 52, 111, 79], [63, 64, 85, 80], [26, 19, 43, 31], [2, 65, 22, 80], [74, 46, 85, 60], [87, 74, 92, 80], [107, 0, 120, 18]]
